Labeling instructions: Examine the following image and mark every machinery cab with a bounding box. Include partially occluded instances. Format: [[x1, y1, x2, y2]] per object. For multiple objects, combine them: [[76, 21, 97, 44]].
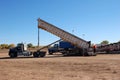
[[48, 44, 59, 55]]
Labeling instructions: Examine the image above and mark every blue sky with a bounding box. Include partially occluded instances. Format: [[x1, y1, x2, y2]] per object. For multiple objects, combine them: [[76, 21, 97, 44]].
[[0, 0, 120, 45]]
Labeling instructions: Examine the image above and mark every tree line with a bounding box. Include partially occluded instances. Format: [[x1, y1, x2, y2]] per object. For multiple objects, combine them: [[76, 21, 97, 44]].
[[0, 40, 119, 49], [0, 43, 36, 49], [0, 44, 15, 49]]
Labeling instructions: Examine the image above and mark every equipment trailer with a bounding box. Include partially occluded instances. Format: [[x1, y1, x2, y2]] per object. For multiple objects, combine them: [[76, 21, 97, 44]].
[[97, 42, 120, 54]]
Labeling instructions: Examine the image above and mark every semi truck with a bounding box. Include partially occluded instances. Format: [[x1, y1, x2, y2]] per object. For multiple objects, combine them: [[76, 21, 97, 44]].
[[48, 41, 81, 55], [48, 41, 74, 55], [9, 40, 62, 58], [48, 41, 96, 56], [9, 43, 32, 58]]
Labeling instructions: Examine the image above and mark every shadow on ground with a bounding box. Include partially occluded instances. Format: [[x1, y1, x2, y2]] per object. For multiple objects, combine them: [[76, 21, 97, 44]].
[[0, 54, 91, 60], [0, 54, 65, 60]]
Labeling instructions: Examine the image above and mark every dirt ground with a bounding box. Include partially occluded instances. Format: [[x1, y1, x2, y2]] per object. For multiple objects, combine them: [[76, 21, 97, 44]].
[[0, 52, 120, 80]]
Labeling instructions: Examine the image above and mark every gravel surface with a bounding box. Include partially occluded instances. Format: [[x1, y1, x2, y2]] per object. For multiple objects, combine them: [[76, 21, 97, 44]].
[[0, 53, 120, 80]]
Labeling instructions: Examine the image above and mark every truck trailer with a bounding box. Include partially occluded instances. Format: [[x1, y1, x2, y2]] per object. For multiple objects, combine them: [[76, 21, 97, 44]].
[[33, 18, 97, 57]]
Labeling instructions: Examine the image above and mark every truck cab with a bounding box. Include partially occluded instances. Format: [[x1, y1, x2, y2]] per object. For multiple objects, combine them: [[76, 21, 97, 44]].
[[9, 43, 32, 58], [48, 41, 75, 55], [48, 44, 59, 55]]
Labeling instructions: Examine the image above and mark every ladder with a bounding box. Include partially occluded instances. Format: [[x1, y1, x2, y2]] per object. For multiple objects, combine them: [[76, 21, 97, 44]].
[[37, 18, 90, 49]]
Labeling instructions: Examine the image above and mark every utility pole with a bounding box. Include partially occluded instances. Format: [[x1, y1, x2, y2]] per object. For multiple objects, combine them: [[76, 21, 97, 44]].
[[38, 27, 39, 47]]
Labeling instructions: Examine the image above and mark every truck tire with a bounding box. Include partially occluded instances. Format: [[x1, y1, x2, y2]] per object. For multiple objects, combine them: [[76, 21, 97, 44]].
[[39, 51, 46, 57], [84, 52, 89, 56], [14, 53, 18, 57], [93, 53, 97, 56], [9, 52, 17, 58], [49, 52, 53, 55], [33, 52, 39, 57], [49, 53, 53, 55], [10, 53, 15, 58]]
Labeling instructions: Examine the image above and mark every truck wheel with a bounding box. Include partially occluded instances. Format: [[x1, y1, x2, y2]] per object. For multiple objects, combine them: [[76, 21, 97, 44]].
[[9, 52, 17, 58], [14, 53, 17, 57], [84, 52, 89, 56], [39, 51, 46, 57], [10, 53, 14, 58], [93, 53, 97, 56], [49, 52, 53, 55], [33, 52, 39, 57]]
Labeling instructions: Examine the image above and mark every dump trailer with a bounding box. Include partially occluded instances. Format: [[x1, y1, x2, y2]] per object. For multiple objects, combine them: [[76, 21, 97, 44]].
[[33, 18, 97, 57]]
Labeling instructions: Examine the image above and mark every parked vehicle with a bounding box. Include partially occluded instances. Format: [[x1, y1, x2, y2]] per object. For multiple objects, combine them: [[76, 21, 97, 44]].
[[9, 43, 32, 58], [97, 42, 120, 54]]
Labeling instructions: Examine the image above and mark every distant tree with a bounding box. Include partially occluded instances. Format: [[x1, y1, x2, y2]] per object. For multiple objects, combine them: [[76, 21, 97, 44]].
[[101, 40, 109, 45], [0, 44, 9, 49], [0, 45, 2, 49], [27, 43, 33, 48], [8, 44, 15, 48]]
